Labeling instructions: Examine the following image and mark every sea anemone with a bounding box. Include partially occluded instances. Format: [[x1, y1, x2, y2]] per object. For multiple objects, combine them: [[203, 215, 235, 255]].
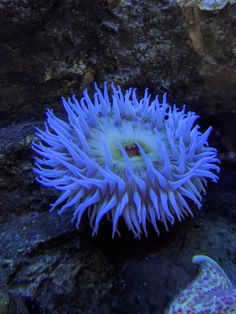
[[33, 83, 220, 238]]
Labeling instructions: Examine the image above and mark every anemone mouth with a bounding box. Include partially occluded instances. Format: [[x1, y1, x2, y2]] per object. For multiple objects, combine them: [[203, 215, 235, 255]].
[[87, 117, 161, 174], [123, 141, 143, 157]]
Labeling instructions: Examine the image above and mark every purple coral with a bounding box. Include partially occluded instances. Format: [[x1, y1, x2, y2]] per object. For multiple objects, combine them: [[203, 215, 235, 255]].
[[33, 83, 220, 238]]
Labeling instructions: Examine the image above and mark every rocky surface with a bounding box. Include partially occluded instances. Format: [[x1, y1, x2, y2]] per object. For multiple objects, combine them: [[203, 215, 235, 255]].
[[0, 0, 236, 126]]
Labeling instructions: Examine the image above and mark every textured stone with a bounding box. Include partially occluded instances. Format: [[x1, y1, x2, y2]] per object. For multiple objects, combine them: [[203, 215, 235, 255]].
[[0, 0, 235, 125]]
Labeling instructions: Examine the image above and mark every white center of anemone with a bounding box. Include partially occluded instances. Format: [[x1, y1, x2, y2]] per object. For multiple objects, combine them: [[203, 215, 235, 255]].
[[87, 116, 166, 174]]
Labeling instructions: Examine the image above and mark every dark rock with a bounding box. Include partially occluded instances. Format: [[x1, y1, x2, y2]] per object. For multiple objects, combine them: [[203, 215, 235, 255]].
[[0, 0, 235, 126], [0, 121, 52, 223]]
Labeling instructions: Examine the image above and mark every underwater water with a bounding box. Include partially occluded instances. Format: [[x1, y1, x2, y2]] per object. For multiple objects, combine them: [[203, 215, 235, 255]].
[[0, 0, 236, 313]]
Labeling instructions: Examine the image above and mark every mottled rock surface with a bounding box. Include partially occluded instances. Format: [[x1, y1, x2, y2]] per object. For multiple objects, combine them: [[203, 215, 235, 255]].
[[0, 0, 235, 126]]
